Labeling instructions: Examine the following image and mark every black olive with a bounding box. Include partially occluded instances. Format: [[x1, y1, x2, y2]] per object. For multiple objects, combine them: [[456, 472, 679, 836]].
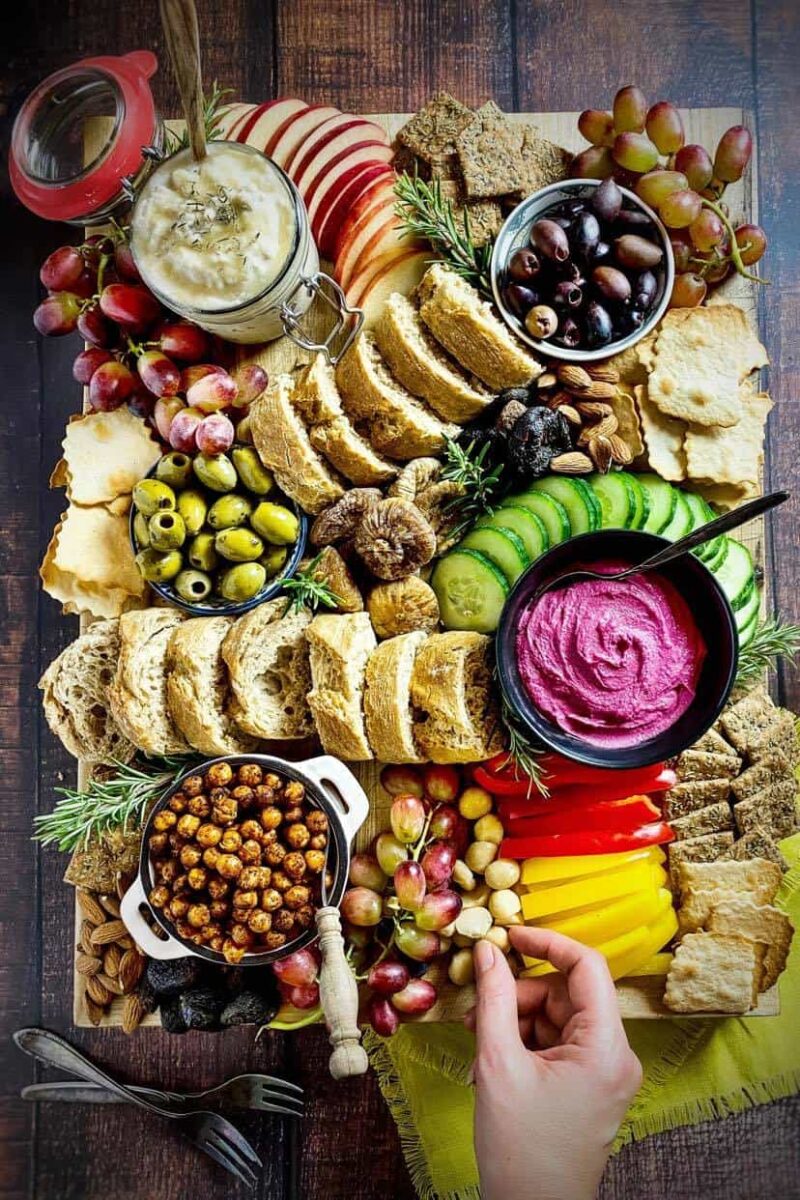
[[591, 177, 623, 223], [508, 247, 542, 283], [635, 269, 658, 306], [554, 316, 582, 348], [614, 235, 664, 270], [530, 219, 570, 262], [504, 283, 539, 317], [563, 199, 586, 217], [617, 308, 645, 336], [553, 279, 583, 309], [557, 260, 585, 285], [613, 209, 660, 239], [585, 300, 613, 347], [571, 211, 601, 260], [552, 215, 573, 230], [588, 240, 612, 266], [592, 266, 632, 305]]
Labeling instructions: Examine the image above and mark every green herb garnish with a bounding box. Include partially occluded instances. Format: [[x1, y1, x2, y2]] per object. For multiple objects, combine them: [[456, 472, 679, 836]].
[[735, 615, 800, 689], [439, 436, 504, 536], [281, 554, 341, 614], [164, 81, 235, 156], [494, 690, 549, 799], [394, 172, 494, 297]]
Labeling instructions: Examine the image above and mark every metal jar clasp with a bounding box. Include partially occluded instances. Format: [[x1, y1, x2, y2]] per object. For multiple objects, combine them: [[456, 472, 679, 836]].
[[280, 272, 364, 365]]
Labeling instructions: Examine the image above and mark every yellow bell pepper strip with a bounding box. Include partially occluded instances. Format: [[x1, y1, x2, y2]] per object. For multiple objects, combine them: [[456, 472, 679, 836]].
[[521, 924, 650, 977], [501, 821, 674, 861], [620, 952, 674, 977], [520, 846, 665, 886], [520, 861, 667, 921], [520, 904, 678, 980], [521, 887, 673, 965]]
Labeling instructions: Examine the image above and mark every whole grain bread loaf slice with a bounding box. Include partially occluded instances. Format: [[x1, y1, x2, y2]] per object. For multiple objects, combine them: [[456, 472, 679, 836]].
[[410, 630, 503, 763], [222, 599, 314, 741], [364, 630, 427, 762], [166, 616, 258, 756], [306, 612, 376, 760], [107, 608, 191, 756]]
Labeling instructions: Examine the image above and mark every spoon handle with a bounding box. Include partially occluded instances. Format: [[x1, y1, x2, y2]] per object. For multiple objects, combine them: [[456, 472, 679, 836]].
[[159, 0, 206, 161]]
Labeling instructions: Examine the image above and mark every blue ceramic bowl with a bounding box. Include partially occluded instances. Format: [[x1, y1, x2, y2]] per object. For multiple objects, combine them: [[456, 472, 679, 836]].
[[495, 529, 738, 769], [130, 443, 308, 617]]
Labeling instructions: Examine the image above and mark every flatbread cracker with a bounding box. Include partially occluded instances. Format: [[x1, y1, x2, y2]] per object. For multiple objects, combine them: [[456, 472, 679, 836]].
[[720, 688, 777, 754], [694, 480, 760, 510], [670, 802, 733, 842], [664, 931, 763, 1013], [456, 101, 524, 199], [663, 778, 731, 820], [635, 384, 686, 481], [734, 780, 798, 840], [676, 749, 741, 783], [397, 93, 474, 162], [40, 518, 142, 620], [52, 503, 144, 595], [685, 386, 772, 487], [708, 898, 793, 991], [668, 831, 733, 869], [677, 857, 782, 906], [731, 752, 793, 801], [747, 710, 799, 766], [512, 124, 571, 199], [609, 388, 645, 458], [62, 407, 160, 505]]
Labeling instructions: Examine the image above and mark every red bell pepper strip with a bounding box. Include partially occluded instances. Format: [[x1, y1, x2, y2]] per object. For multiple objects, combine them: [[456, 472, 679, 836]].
[[503, 795, 661, 838], [500, 821, 674, 860], [483, 752, 671, 790], [496, 769, 676, 817]]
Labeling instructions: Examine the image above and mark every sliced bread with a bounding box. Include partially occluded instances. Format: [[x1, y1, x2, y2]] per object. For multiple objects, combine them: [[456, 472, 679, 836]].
[[374, 292, 494, 422], [249, 373, 344, 514], [410, 630, 503, 763], [417, 263, 541, 389], [166, 616, 258, 756], [306, 612, 376, 760], [39, 619, 136, 765], [335, 332, 459, 460], [108, 608, 191, 756], [222, 599, 314, 741], [364, 630, 427, 762]]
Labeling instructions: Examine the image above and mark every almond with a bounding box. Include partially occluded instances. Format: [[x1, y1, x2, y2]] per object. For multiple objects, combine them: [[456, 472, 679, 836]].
[[587, 363, 620, 383], [79, 919, 97, 957], [77, 890, 107, 925], [116, 935, 135, 951], [608, 434, 634, 465], [583, 381, 618, 401], [90, 919, 128, 948], [119, 949, 145, 994], [84, 994, 105, 1027], [550, 451, 594, 475], [594, 414, 619, 439], [557, 364, 592, 392], [121, 992, 146, 1035], [86, 975, 113, 1006], [547, 390, 578, 409], [99, 894, 122, 918], [76, 952, 102, 977], [576, 401, 613, 419], [558, 404, 582, 426], [103, 944, 122, 979], [536, 371, 558, 390], [97, 972, 124, 996], [588, 435, 614, 473]]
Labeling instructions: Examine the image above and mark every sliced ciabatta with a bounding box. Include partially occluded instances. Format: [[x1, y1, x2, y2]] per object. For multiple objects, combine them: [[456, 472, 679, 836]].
[[108, 608, 190, 756], [410, 631, 502, 763], [364, 631, 427, 762], [222, 599, 314, 741], [306, 612, 376, 760], [166, 617, 258, 757]]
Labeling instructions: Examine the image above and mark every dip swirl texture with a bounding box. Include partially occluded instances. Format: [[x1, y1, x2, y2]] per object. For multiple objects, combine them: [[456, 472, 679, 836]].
[[516, 562, 706, 749]]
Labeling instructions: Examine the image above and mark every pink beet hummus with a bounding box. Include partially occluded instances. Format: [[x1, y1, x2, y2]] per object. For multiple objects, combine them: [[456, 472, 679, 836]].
[[516, 562, 706, 749]]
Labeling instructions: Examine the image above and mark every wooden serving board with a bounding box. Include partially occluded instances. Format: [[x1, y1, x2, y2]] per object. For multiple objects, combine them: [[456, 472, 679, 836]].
[[72, 107, 777, 1027]]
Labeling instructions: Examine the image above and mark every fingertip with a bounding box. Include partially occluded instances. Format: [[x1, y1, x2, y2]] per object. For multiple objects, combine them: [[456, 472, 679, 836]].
[[473, 939, 495, 976]]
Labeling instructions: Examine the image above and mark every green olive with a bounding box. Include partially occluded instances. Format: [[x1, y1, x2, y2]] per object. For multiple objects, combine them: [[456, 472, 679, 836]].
[[215, 527, 264, 563], [261, 544, 289, 579], [231, 446, 273, 495], [188, 532, 219, 572], [133, 511, 151, 548], [175, 569, 213, 603], [193, 452, 237, 493], [234, 416, 253, 446], [250, 502, 299, 545], [177, 489, 208, 536], [218, 562, 267, 603], [207, 493, 253, 530], [148, 510, 186, 551], [135, 548, 183, 583], [155, 451, 193, 489], [133, 478, 176, 516]]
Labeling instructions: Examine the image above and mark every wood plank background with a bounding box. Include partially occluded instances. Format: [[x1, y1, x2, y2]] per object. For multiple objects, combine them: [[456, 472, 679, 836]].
[[1, 2, 799, 1198]]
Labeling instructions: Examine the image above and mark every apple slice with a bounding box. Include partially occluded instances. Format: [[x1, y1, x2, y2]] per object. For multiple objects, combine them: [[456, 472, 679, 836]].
[[268, 104, 341, 168], [348, 250, 430, 327], [299, 139, 392, 216], [332, 177, 397, 262], [313, 162, 395, 259], [345, 218, 418, 290], [335, 198, 399, 288], [289, 114, 390, 184], [217, 102, 258, 138], [238, 99, 309, 151]]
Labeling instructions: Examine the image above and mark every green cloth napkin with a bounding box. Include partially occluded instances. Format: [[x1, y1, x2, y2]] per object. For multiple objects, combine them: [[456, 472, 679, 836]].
[[364, 835, 800, 1200]]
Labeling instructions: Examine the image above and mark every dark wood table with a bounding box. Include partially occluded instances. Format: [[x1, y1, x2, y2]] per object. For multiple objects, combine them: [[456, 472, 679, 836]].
[[2, 2, 799, 1197]]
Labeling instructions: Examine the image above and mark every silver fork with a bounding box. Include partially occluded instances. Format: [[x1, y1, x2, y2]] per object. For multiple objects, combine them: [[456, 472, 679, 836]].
[[21, 1073, 304, 1116], [14, 1029, 263, 1189]]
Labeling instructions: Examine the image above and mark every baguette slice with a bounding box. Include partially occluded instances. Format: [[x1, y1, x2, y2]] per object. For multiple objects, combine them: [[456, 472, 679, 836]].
[[249, 373, 344, 514], [306, 612, 376, 760], [364, 630, 427, 762], [108, 608, 191, 756], [336, 332, 459, 460], [39, 619, 136, 765], [417, 263, 541, 389], [222, 599, 314, 740], [166, 616, 258, 756], [374, 292, 494, 422], [410, 630, 503, 763]]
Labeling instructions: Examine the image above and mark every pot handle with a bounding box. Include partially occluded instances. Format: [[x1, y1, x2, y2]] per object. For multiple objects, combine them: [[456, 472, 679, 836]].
[[301, 755, 370, 845], [120, 877, 191, 961]]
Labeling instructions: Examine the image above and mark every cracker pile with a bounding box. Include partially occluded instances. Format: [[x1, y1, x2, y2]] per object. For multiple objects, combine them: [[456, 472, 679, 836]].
[[396, 93, 571, 247]]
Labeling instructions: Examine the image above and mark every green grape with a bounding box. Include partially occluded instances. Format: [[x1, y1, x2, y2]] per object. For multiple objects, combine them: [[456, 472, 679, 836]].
[[658, 188, 702, 229], [375, 832, 408, 875], [569, 146, 614, 179], [734, 223, 767, 266], [689, 208, 726, 252], [669, 272, 707, 308], [674, 144, 714, 191], [714, 125, 752, 183], [612, 132, 659, 174], [613, 85, 648, 132], [635, 170, 689, 208], [577, 109, 615, 147], [645, 101, 685, 154]]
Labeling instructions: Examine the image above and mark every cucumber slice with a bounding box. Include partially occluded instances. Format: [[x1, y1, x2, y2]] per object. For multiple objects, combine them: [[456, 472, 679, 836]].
[[731, 576, 756, 614], [461, 526, 529, 586], [431, 549, 510, 633], [710, 538, 755, 611], [505, 490, 570, 546], [526, 477, 600, 535], [660, 490, 693, 540], [618, 472, 649, 529], [682, 492, 723, 563], [738, 611, 759, 648], [735, 582, 761, 633], [638, 474, 678, 534], [477, 504, 549, 561], [703, 536, 730, 575], [587, 472, 636, 528]]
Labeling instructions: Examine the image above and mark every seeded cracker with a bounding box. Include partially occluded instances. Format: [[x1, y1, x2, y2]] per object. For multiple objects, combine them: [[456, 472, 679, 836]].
[[747, 710, 799, 766], [512, 124, 572, 199], [676, 749, 742, 783], [456, 102, 525, 199], [664, 932, 763, 1013], [723, 828, 787, 871], [720, 688, 777, 754], [668, 831, 734, 870], [693, 726, 734, 755], [397, 93, 474, 162], [731, 751, 793, 801], [734, 780, 798, 840], [670, 802, 733, 842], [663, 778, 731, 821], [685, 384, 773, 488], [708, 898, 794, 991], [634, 384, 686, 481]]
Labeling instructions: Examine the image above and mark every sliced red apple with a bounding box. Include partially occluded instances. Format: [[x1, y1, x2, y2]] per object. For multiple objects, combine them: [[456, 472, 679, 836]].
[[268, 104, 341, 168], [239, 99, 309, 151], [332, 177, 397, 262], [346, 220, 418, 291], [299, 140, 392, 215], [313, 162, 395, 259], [217, 102, 258, 138], [335, 199, 399, 288], [289, 114, 391, 185], [348, 249, 430, 327]]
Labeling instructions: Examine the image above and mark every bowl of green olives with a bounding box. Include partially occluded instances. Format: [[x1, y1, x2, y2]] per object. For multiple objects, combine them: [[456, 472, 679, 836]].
[[130, 443, 308, 615]]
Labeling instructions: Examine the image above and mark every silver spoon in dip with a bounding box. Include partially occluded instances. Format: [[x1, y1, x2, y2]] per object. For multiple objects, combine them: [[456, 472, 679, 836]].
[[159, 0, 207, 161], [531, 490, 789, 603]]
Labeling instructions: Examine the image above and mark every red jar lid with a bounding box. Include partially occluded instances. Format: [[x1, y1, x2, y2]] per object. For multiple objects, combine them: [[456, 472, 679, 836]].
[[10, 50, 159, 221]]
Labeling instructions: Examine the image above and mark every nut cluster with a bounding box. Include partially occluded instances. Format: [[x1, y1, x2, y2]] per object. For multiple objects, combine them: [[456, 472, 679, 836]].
[[533, 361, 632, 475], [147, 761, 330, 964], [76, 884, 147, 1032]]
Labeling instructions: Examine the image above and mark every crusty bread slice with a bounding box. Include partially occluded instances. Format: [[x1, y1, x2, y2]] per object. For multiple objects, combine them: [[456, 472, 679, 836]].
[[166, 616, 258, 756], [249, 373, 344, 514], [335, 332, 459, 460], [410, 630, 503, 763], [374, 292, 494, 422], [108, 608, 191, 756], [417, 263, 541, 389], [39, 619, 136, 765], [306, 612, 376, 760], [364, 630, 427, 762], [222, 598, 314, 740]]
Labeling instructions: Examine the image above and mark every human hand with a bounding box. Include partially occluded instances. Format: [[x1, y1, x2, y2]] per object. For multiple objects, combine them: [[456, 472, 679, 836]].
[[466, 926, 642, 1200]]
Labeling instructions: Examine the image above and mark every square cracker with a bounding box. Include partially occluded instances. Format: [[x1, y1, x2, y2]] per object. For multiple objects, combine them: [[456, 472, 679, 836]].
[[734, 780, 798, 840], [723, 828, 787, 871], [693, 726, 735, 755], [512, 124, 571, 199], [635, 384, 686, 481], [647, 305, 768, 429], [731, 752, 793, 802], [397, 93, 474, 161], [668, 831, 733, 871], [664, 931, 763, 1013], [663, 778, 731, 820], [747, 710, 799, 767], [62, 407, 161, 505], [677, 857, 782, 906], [670, 802, 733, 842], [456, 101, 525, 198], [720, 689, 777, 754], [676, 749, 741, 783], [685, 386, 773, 488], [708, 898, 793, 991]]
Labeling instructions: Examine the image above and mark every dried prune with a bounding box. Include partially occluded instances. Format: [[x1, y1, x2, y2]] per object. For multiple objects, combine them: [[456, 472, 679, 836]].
[[508, 406, 571, 478], [159, 994, 188, 1034], [179, 985, 227, 1031], [221, 989, 280, 1028], [146, 956, 204, 998]]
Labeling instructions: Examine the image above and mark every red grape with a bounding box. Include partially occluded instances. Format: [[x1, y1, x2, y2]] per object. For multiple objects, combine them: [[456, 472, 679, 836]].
[[159, 322, 209, 363], [169, 406, 204, 452], [114, 241, 141, 282], [645, 101, 685, 155], [349, 853, 388, 893], [127, 389, 156, 420], [154, 396, 186, 442], [40, 246, 85, 292], [279, 981, 320, 1009], [577, 109, 615, 147], [77, 304, 115, 348], [658, 189, 702, 229], [73, 348, 113, 385], [368, 994, 400, 1036], [734, 223, 767, 266], [634, 170, 688, 209], [88, 360, 136, 411], [390, 978, 437, 1015], [422, 765, 460, 803], [569, 146, 614, 180], [81, 233, 113, 269], [341, 886, 383, 926], [420, 841, 456, 890], [415, 890, 462, 932], [449, 814, 471, 857], [99, 283, 160, 332], [179, 363, 226, 392], [394, 925, 441, 963], [343, 921, 373, 952], [72, 267, 98, 300], [137, 350, 181, 397], [714, 125, 752, 183], [613, 85, 648, 133], [33, 292, 82, 337], [231, 363, 269, 407], [186, 370, 238, 413], [669, 234, 693, 273], [375, 832, 408, 876], [196, 412, 235, 455], [612, 132, 659, 174], [394, 861, 426, 911], [700, 255, 732, 284], [380, 765, 424, 798], [674, 144, 714, 192], [689, 208, 726, 252], [669, 272, 707, 308], [367, 960, 410, 996], [273, 947, 319, 987], [428, 805, 459, 842], [390, 795, 426, 844]]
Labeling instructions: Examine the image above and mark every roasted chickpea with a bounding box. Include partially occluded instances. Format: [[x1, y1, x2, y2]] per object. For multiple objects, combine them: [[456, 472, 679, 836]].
[[272, 908, 295, 934], [304, 849, 326, 874], [206, 762, 234, 788], [265, 841, 287, 866], [209, 934, 225, 953], [232, 889, 258, 910], [209, 899, 229, 920], [239, 866, 264, 890], [264, 773, 282, 791], [148, 832, 168, 856], [239, 819, 262, 842], [176, 813, 201, 839], [309, 833, 328, 851], [237, 764, 262, 787], [260, 806, 282, 832], [199, 923, 221, 942], [263, 931, 287, 951], [261, 828, 278, 845], [231, 784, 255, 809], [153, 810, 177, 832], [187, 794, 211, 818], [294, 904, 315, 930], [176, 920, 195, 940], [196, 822, 223, 848], [168, 832, 182, 853], [271, 870, 292, 893], [285, 823, 310, 850], [254, 784, 276, 806], [261, 888, 283, 912], [202, 847, 221, 870], [230, 923, 253, 948], [212, 796, 238, 826], [219, 828, 242, 853], [232, 907, 252, 925], [182, 774, 204, 797], [187, 867, 208, 890], [222, 939, 246, 964], [239, 838, 262, 865], [149, 884, 170, 909], [248, 909, 272, 934], [179, 844, 202, 869], [187, 903, 211, 928], [306, 809, 329, 835], [158, 859, 179, 884], [216, 854, 243, 880], [172, 873, 189, 894], [208, 877, 230, 899], [283, 805, 304, 824], [284, 885, 311, 911], [284, 780, 305, 804], [283, 851, 307, 880], [168, 792, 188, 813]]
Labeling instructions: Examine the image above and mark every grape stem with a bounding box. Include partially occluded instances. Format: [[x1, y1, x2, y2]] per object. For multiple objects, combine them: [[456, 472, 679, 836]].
[[699, 196, 769, 285], [411, 810, 434, 862]]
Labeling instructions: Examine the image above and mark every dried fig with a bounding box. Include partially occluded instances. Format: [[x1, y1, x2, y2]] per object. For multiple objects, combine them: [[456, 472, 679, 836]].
[[414, 480, 466, 554], [354, 498, 436, 581], [368, 577, 441, 639], [387, 458, 442, 501], [310, 488, 382, 546]]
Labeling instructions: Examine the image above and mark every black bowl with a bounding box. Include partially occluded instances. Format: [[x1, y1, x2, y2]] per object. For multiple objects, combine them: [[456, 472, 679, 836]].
[[496, 529, 738, 769]]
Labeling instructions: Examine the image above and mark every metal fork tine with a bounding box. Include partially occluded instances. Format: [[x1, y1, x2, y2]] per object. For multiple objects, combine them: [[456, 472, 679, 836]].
[[209, 1117, 263, 1169], [205, 1129, 260, 1187], [251, 1099, 304, 1118], [198, 1132, 257, 1190], [254, 1086, 304, 1111], [258, 1074, 303, 1096]]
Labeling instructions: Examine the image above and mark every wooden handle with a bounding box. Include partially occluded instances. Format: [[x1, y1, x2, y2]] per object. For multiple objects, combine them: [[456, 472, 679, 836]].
[[158, 0, 206, 160], [315, 906, 368, 1080]]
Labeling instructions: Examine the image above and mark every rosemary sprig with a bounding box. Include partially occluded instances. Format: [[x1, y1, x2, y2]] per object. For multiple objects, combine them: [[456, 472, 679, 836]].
[[33, 757, 190, 853], [735, 615, 800, 689], [281, 554, 341, 614], [439, 436, 505, 536], [497, 695, 550, 799], [164, 81, 235, 156], [394, 172, 494, 297]]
